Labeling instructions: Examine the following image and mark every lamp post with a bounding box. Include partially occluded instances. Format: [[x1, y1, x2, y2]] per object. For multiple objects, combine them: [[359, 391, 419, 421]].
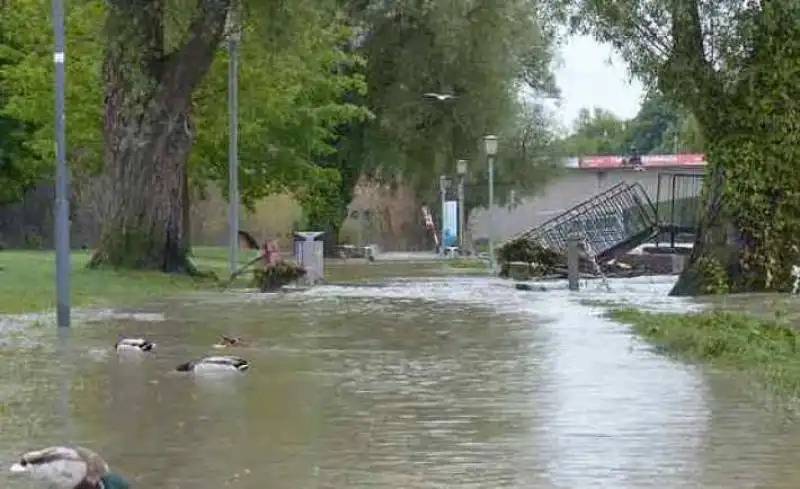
[[484, 135, 498, 271], [456, 159, 467, 250], [226, 7, 241, 276], [423, 91, 457, 255], [52, 0, 70, 329], [439, 175, 449, 254]]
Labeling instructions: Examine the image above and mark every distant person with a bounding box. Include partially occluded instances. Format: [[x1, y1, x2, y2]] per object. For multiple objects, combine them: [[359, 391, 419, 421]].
[[443, 229, 456, 248], [262, 239, 282, 265]]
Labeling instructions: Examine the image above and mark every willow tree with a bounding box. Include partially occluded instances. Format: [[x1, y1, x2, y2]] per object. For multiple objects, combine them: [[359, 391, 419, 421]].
[[566, 1, 800, 295], [340, 0, 561, 214], [90, 0, 230, 271]]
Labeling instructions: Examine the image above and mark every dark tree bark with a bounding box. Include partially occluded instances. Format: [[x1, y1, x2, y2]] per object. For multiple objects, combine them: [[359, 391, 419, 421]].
[[89, 0, 230, 272], [662, 0, 740, 296], [667, 2, 800, 296]]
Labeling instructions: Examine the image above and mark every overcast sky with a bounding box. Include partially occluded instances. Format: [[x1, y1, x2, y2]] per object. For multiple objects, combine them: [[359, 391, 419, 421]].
[[545, 35, 645, 133]]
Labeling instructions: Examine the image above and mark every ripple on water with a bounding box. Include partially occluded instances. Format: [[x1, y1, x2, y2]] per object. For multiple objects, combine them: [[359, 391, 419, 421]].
[[2, 275, 798, 489], [294, 276, 712, 488]]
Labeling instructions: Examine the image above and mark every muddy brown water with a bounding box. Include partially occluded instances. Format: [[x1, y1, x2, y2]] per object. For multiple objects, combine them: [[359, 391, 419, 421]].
[[2, 271, 800, 488]]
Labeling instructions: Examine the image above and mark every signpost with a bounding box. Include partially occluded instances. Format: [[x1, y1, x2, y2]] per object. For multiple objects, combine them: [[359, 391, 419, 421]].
[[443, 200, 458, 249]]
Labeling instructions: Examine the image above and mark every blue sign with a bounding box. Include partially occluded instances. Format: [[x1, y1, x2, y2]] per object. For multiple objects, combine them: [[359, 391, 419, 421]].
[[443, 200, 458, 247]]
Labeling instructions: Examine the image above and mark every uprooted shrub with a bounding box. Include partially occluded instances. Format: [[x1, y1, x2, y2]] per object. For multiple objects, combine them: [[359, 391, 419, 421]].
[[253, 262, 307, 292]]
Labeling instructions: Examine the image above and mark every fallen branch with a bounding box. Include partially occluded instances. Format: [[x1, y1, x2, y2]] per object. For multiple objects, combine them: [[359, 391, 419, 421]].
[[219, 254, 263, 289]]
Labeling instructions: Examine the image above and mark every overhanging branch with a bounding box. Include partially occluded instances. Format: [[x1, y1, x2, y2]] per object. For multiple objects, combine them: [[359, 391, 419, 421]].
[[163, 0, 231, 104]]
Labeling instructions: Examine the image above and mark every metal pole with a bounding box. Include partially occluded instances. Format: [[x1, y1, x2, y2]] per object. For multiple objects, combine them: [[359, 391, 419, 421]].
[[57, 327, 74, 438], [439, 175, 446, 254], [487, 155, 495, 271], [567, 237, 580, 291], [52, 0, 70, 328], [457, 175, 465, 249], [227, 37, 239, 276]]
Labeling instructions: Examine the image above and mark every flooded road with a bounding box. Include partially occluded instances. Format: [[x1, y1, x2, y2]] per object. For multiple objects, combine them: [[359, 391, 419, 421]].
[[2, 273, 800, 488]]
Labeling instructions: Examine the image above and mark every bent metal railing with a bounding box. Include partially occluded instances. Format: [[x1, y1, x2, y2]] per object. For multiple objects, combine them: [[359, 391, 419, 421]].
[[507, 182, 660, 262]]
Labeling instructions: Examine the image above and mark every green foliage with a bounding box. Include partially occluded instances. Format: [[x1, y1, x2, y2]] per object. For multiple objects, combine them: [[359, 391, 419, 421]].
[[0, 111, 39, 204], [293, 167, 344, 231], [557, 93, 704, 157], [0, 0, 91, 202], [0, 0, 104, 171], [463, 102, 564, 213], [345, 0, 560, 207], [307, 54, 374, 241], [192, 12, 371, 207], [566, 0, 800, 294], [0, 0, 369, 218], [695, 256, 729, 295], [609, 307, 800, 398]]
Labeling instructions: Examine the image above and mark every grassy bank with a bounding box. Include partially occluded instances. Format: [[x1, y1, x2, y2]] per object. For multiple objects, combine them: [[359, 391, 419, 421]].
[[0, 247, 259, 315], [609, 307, 800, 396], [444, 258, 490, 274]]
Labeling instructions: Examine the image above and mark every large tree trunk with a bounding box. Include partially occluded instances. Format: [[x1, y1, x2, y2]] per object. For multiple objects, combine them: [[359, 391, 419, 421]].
[[89, 0, 230, 272], [669, 167, 740, 296], [666, 3, 800, 296]]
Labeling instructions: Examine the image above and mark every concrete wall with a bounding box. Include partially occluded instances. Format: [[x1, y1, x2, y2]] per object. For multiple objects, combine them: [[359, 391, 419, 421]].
[[469, 167, 703, 241], [342, 179, 427, 250]]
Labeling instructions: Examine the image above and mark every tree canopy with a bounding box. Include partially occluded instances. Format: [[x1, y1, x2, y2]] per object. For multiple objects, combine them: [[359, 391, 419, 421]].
[[559, 92, 704, 157], [564, 1, 800, 294], [0, 0, 368, 206], [0, 0, 564, 262], [343, 0, 562, 207]]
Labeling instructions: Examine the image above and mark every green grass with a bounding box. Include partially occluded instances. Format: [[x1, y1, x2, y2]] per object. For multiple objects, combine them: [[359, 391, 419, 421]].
[[0, 248, 261, 315], [0, 246, 492, 315], [445, 258, 490, 271], [609, 307, 800, 397]]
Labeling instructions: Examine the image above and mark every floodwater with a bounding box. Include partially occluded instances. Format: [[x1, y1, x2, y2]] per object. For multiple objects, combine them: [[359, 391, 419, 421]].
[[2, 271, 800, 488]]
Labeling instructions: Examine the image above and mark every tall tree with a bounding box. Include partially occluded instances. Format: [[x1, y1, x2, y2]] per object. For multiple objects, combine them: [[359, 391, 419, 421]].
[[464, 102, 563, 214], [561, 107, 629, 156], [343, 0, 561, 213], [1, 0, 367, 269], [566, 1, 800, 295], [558, 93, 704, 157]]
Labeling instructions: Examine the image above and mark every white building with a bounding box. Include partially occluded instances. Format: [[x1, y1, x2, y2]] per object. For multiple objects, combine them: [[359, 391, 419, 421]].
[[470, 154, 706, 241]]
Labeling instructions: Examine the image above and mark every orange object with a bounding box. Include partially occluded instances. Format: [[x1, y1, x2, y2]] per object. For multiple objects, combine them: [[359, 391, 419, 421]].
[[261, 240, 282, 266]]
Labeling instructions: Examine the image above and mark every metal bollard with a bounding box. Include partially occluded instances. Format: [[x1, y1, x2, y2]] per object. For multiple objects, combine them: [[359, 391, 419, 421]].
[[295, 231, 324, 286], [567, 237, 580, 291]]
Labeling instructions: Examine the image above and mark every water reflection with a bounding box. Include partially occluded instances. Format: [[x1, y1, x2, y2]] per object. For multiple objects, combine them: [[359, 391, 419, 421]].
[[3, 276, 800, 488]]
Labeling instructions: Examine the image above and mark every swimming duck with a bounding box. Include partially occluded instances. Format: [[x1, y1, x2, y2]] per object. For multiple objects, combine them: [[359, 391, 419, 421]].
[[9, 446, 129, 489], [114, 337, 155, 353], [175, 355, 250, 374], [212, 335, 250, 349]]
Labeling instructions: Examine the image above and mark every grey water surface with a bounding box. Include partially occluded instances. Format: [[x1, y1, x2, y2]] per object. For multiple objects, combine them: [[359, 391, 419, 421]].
[[1, 273, 799, 489]]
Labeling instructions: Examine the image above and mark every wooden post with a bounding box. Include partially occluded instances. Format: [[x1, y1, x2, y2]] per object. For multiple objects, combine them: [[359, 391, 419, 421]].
[[567, 237, 580, 291]]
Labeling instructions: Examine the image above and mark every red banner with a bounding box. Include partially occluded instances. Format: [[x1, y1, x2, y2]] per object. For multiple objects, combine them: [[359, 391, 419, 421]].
[[579, 153, 705, 168]]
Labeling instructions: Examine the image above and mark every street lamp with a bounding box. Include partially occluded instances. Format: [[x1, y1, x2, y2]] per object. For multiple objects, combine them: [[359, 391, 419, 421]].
[[438, 175, 450, 254], [484, 135, 498, 271], [456, 159, 467, 250], [226, 7, 241, 276], [52, 0, 70, 329]]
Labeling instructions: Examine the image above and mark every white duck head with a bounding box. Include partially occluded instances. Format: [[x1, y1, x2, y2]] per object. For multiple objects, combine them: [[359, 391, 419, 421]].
[[9, 446, 129, 489]]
